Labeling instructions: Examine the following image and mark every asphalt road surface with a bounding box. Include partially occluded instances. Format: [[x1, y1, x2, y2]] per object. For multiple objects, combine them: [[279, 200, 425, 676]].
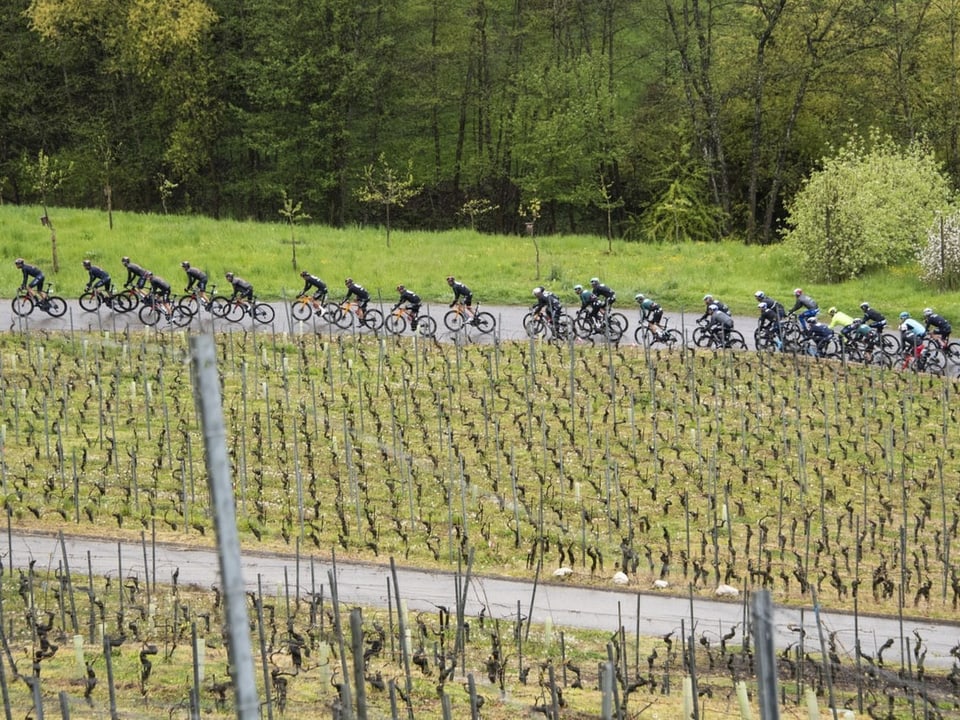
[[3, 296, 761, 348], [7, 529, 959, 669]]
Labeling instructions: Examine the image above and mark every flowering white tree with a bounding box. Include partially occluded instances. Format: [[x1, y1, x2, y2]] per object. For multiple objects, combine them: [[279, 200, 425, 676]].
[[919, 211, 960, 290], [783, 130, 951, 282]]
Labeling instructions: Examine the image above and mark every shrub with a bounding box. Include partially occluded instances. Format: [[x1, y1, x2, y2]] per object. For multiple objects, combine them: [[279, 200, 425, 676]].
[[782, 130, 951, 282]]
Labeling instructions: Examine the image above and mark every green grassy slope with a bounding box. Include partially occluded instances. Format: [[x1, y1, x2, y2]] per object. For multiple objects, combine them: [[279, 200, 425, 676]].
[[2, 205, 957, 318]]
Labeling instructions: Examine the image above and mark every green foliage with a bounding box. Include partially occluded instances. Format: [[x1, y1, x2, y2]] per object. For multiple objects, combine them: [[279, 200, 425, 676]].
[[278, 189, 311, 269], [354, 154, 420, 246], [626, 131, 725, 243], [783, 130, 952, 282]]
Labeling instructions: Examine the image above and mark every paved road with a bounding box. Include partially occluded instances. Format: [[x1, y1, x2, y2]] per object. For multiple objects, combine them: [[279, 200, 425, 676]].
[[8, 530, 958, 668], [4, 296, 760, 348]]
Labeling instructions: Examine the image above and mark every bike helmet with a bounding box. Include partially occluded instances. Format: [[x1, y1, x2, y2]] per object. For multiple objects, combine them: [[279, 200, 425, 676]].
[[635, 293, 645, 303], [703, 294, 713, 303], [828, 307, 837, 316], [14, 258, 23, 267], [923, 307, 933, 317], [532, 287, 544, 297], [121, 256, 130, 265], [758, 302, 768, 310], [300, 270, 309, 278], [754, 291, 765, 300], [590, 278, 600, 287], [144, 271, 153, 278], [82, 259, 91, 268], [859, 302, 870, 310], [446, 276, 455, 284], [708, 304, 718, 312], [397, 284, 405, 292], [181, 261, 190, 269], [573, 284, 583, 293], [808, 317, 818, 325], [345, 277, 353, 286], [899, 311, 910, 320], [794, 288, 803, 296], [225, 272, 235, 281]]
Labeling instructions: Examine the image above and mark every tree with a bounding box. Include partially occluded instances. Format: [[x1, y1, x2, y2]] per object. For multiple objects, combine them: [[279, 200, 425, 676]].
[[783, 130, 952, 281], [278, 190, 311, 270], [24, 150, 72, 272], [355, 154, 420, 247], [919, 211, 960, 290]]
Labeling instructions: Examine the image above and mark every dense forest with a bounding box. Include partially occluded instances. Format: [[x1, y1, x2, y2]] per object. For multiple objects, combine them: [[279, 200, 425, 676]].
[[2, 0, 959, 242]]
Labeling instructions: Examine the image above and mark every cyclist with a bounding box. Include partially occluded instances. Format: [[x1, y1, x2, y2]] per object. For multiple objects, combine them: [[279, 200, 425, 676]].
[[707, 303, 734, 347], [446, 276, 476, 323], [922, 308, 952, 345], [14, 258, 46, 298], [754, 291, 785, 319], [343, 277, 370, 316], [144, 271, 173, 318], [806, 317, 835, 353], [700, 294, 730, 322], [299, 271, 327, 304], [225, 272, 254, 303], [635, 293, 665, 338], [827, 307, 857, 343], [392, 284, 421, 329], [573, 284, 596, 311], [788, 288, 819, 331], [181, 261, 209, 303], [532, 286, 563, 333], [859, 302, 887, 331], [121, 257, 151, 290], [589, 278, 616, 313], [757, 302, 785, 345], [83, 260, 112, 294], [899, 311, 926, 356]]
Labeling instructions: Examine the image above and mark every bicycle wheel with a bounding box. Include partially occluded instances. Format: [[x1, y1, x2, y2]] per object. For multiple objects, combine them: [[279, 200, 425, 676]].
[[523, 312, 546, 338], [444, 308, 465, 332], [361, 308, 383, 331], [179, 295, 201, 318], [225, 302, 246, 323], [43, 296, 67, 318], [415, 315, 437, 338], [607, 313, 628, 336], [575, 315, 596, 340], [208, 297, 231, 318], [79, 291, 101, 312], [12, 295, 34, 317], [291, 299, 313, 322], [945, 342, 960, 363], [170, 306, 193, 327], [385, 313, 407, 335], [878, 333, 900, 356], [692, 326, 712, 348], [253, 302, 275, 325], [555, 314, 574, 341], [112, 292, 135, 313], [139, 304, 161, 326], [473, 311, 496, 334]]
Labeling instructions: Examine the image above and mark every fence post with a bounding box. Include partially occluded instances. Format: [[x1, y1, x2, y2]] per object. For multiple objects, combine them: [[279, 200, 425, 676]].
[[751, 590, 780, 720]]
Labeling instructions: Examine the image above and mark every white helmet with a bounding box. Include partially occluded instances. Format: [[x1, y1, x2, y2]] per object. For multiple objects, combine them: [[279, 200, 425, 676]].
[[708, 304, 718, 312], [635, 293, 645, 303], [923, 307, 933, 317], [754, 291, 765, 300]]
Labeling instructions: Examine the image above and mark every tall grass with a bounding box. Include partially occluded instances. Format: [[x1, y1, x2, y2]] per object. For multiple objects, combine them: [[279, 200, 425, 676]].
[[2, 205, 957, 317]]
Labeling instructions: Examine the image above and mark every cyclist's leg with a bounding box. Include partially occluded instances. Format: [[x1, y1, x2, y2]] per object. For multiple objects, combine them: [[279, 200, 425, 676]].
[[410, 303, 421, 328]]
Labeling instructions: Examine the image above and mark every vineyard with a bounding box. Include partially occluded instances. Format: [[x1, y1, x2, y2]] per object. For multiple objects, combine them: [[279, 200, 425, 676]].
[[0, 326, 959, 717]]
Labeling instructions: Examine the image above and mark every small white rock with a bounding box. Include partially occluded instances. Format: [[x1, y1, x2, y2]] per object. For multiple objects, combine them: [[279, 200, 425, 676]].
[[612, 571, 630, 585], [553, 567, 573, 578], [715, 584, 740, 598], [653, 579, 669, 589]]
